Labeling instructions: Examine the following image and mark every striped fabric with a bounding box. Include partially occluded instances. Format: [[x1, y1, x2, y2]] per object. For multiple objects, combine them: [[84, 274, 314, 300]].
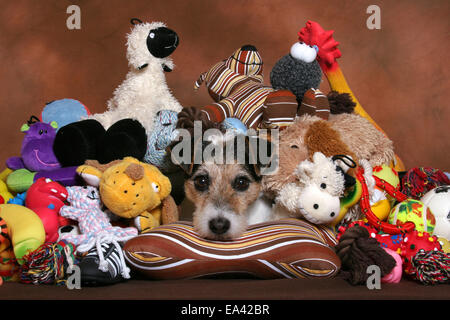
[[124, 219, 340, 280], [225, 47, 263, 76], [299, 88, 330, 119], [262, 90, 299, 129], [202, 80, 274, 129], [195, 46, 300, 130]]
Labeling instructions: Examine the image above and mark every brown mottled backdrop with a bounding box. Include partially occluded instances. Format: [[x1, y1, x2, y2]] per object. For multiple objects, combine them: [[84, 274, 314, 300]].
[[0, 0, 449, 171]]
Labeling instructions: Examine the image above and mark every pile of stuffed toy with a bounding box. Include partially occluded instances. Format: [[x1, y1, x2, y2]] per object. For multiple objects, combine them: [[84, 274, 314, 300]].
[[0, 19, 448, 288]]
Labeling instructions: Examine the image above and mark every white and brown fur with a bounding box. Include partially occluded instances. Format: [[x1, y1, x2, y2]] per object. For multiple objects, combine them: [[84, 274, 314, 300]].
[[171, 129, 274, 240]]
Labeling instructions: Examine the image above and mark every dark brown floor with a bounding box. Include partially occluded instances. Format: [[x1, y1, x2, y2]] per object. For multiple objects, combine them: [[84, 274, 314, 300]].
[[1, 278, 449, 300]]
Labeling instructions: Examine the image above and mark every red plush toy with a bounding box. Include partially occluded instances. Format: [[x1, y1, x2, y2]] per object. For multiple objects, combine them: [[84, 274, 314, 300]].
[[25, 177, 69, 242]]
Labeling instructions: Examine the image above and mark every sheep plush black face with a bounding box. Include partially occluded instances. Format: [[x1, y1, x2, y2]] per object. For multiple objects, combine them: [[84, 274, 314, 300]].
[[146, 27, 179, 59]]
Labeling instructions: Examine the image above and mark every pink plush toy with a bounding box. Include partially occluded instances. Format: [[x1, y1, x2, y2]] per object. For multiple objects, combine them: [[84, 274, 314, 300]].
[[381, 248, 403, 283]]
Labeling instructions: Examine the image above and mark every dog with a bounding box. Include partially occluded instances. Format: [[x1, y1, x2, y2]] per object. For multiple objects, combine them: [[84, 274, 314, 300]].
[[169, 117, 275, 240]]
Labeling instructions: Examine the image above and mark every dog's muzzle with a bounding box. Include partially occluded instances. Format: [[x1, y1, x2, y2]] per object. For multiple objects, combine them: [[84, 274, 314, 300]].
[[208, 217, 230, 235]]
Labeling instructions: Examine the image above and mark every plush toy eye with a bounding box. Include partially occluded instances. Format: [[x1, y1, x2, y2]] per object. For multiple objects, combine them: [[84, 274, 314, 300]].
[[39, 129, 43, 135], [320, 183, 327, 189], [151, 182, 160, 193], [290, 42, 317, 63]]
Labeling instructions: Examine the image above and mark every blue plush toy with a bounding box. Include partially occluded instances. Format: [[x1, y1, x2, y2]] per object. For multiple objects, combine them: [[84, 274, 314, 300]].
[[222, 118, 248, 135], [7, 192, 27, 206], [144, 110, 179, 173], [41, 99, 91, 131]]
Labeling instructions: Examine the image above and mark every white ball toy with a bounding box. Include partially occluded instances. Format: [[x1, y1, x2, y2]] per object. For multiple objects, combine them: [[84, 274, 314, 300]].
[[421, 185, 450, 240]]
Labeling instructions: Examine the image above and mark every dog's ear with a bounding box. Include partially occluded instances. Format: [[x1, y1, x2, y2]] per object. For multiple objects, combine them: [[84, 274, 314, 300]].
[[245, 134, 277, 179], [167, 133, 208, 177]]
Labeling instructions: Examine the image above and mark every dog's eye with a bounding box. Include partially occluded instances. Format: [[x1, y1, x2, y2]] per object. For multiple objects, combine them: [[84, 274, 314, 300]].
[[193, 175, 209, 192], [233, 176, 250, 192], [320, 183, 327, 189]]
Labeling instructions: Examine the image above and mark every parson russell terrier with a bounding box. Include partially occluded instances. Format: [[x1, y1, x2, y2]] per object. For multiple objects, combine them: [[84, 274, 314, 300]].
[[168, 120, 277, 240]]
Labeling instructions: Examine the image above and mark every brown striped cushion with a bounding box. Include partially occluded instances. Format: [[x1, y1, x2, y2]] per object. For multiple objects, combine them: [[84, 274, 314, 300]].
[[123, 219, 340, 280]]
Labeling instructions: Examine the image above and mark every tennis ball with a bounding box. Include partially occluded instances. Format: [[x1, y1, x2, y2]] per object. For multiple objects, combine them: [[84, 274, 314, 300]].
[[388, 199, 436, 233]]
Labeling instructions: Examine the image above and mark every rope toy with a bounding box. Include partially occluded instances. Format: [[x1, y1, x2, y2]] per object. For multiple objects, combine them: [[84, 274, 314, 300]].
[[411, 250, 450, 285], [20, 240, 77, 285], [401, 167, 450, 200], [356, 166, 415, 234], [334, 224, 396, 285]]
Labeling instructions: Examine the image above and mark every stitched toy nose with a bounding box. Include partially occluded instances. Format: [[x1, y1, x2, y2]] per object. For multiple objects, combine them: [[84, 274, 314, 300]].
[[241, 44, 257, 51], [209, 217, 230, 235]]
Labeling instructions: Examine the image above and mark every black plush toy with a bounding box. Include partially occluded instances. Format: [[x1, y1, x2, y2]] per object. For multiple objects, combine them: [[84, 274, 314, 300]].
[[270, 41, 356, 116], [53, 118, 147, 166]]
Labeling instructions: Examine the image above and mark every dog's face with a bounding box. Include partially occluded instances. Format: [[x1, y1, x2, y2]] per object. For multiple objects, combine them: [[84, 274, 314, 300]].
[[186, 162, 262, 240], [172, 131, 274, 240]]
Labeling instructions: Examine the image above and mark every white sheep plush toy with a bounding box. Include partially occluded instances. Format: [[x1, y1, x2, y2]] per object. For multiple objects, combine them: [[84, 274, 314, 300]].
[[273, 152, 355, 225], [53, 19, 183, 168], [89, 18, 183, 132]]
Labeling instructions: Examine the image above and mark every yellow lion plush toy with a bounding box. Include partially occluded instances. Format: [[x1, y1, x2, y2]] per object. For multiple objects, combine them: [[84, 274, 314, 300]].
[[77, 157, 178, 233]]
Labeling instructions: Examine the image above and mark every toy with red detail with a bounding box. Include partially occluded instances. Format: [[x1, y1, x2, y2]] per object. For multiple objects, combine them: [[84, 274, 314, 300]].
[[25, 177, 69, 242]]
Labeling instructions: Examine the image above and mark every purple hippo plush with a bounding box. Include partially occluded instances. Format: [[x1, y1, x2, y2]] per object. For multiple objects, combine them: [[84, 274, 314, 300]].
[[6, 116, 80, 192]]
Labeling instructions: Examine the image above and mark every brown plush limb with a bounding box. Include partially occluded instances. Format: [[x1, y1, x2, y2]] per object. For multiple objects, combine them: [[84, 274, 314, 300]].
[[327, 91, 356, 114], [176, 106, 222, 134], [161, 195, 179, 224]]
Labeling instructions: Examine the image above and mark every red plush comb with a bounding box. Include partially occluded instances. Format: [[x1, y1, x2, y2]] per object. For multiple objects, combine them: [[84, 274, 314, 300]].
[[298, 21, 341, 70]]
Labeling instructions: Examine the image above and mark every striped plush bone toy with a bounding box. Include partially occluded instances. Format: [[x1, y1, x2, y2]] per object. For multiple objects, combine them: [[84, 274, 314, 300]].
[[192, 45, 328, 130]]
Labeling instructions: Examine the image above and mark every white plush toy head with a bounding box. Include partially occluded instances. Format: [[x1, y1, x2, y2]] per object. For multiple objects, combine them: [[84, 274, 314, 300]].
[[275, 152, 348, 225], [126, 19, 179, 71], [290, 41, 318, 63], [421, 185, 450, 240]]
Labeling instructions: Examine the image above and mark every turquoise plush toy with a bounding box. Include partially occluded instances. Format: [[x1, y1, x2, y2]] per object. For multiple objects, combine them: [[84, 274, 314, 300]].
[[144, 110, 179, 173]]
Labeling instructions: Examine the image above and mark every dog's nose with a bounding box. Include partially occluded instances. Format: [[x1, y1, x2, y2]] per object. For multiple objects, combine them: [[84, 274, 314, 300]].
[[147, 27, 179, 58], [209, 217, 230, 235]]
